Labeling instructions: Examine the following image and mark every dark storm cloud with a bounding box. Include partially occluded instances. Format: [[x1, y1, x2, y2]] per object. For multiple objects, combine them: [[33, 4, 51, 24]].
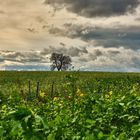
[[40, 46, 88, 57], [44, 0, 140, 17], [3, 52, 24, 59], [0, 50, 48, 64], [76, 47, 140, 72], [49, 24, 140, 50], [49, 27, 66, 36], [0, 58, 5, 62], [0, 46, 88, 65], [94, 49, 103, 56], [88, 49, 104, 61], [77, 48, 121, 63], [108, 50, 120, 55], [78, 57, 89, 62], [89, 27, 140, 49], [49, 24, 95, 39], [0, 51, 23, 63], [0, 50, 51, 70]]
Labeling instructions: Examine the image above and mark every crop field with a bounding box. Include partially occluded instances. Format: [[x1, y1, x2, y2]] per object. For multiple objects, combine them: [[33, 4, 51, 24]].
[[0, 71, 140, 140]]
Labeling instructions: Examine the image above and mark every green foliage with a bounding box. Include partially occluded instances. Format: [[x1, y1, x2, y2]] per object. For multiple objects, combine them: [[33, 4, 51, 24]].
[[0, 71, 140, 139]]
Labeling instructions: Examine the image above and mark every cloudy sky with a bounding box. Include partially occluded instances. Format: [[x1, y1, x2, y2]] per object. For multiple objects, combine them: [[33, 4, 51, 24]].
[[0, 0, 140, 71]]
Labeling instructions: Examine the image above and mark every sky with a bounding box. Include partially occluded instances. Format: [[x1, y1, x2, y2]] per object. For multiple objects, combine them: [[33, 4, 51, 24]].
[[0, 0, 140, 71]]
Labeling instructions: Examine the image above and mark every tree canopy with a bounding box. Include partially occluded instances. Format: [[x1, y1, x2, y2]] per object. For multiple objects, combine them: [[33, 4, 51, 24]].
[[50, 53, 72, 71]]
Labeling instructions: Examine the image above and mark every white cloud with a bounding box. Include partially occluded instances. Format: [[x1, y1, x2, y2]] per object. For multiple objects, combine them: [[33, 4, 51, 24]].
[[71, 46, 140, 71]]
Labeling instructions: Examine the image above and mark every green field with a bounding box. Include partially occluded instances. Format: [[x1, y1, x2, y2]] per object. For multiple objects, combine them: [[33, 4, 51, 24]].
[[0, 71, 140, 140]]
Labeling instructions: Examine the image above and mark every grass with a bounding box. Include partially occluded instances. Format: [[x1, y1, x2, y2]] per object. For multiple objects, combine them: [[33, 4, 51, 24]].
[[0, 71, 140, 140]]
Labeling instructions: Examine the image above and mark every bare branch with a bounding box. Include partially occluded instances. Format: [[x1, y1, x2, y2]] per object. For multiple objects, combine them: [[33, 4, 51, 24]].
[[50, 53, 72, 71]]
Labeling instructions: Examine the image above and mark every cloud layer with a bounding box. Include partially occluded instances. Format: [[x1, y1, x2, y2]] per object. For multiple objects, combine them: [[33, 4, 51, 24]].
[[0, 46, 140, 72], [0, 0, 140, 71], [49, 24, 140, 50], [44, 0, 140, 17]]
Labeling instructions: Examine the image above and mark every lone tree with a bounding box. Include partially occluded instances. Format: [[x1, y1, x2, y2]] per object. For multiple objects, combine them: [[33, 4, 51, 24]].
[[50, 53, 72, 71]]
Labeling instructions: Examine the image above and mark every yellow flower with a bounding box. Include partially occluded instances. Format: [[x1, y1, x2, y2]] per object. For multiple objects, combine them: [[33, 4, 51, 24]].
[[53, 97, 59, 102], [105, 94, 110, 99], [79, 93, 84, 97], [40, 92, 46, 98], [109, 91, 113, 96], [105, 91, 113, 100], [76, 87, 85, 97]]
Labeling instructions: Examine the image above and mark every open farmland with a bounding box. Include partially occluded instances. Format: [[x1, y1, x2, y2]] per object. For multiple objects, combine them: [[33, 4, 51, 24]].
[[0, 71, 140, 140]]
